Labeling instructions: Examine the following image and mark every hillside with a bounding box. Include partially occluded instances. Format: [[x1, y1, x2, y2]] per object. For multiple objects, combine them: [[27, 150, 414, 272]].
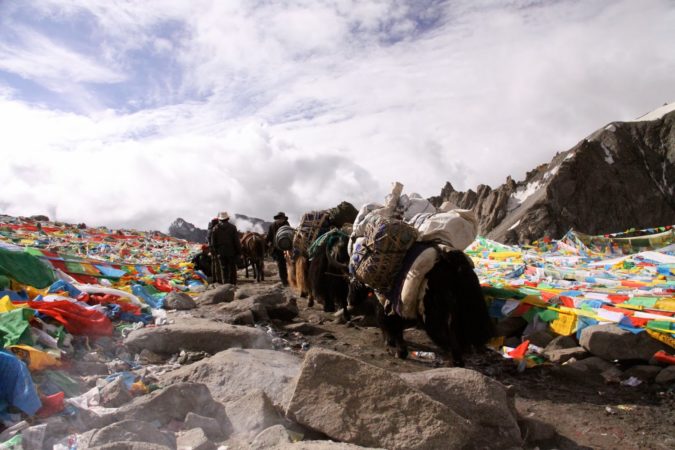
[[431, 104, 675, 243]]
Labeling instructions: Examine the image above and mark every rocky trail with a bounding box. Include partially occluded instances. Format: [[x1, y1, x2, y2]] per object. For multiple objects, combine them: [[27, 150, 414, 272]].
[[4, 262, 673, 450]]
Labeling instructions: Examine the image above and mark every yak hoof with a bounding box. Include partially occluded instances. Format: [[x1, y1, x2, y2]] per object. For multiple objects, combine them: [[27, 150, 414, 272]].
[[396, 347, 408, 360], [307, 298, 314, 307]]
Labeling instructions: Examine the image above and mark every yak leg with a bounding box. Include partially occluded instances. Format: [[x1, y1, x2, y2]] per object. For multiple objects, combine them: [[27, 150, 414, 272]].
[[423, 308, 464, 367], [375, 302, 407, 359]]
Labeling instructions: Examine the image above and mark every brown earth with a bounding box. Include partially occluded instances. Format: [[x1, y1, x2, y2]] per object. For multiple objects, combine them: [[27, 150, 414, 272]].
[[231, 264, 675, 450]]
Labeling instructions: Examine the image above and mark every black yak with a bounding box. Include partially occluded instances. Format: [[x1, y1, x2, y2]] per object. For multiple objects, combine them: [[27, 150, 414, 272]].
[[307, 230, 350, 315], [354, 248, 494, 367]]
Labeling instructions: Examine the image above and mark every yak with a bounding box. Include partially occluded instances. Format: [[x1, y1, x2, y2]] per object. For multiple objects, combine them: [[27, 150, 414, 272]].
[[350, 249, 494, 367], [306, 230, 351, 314]]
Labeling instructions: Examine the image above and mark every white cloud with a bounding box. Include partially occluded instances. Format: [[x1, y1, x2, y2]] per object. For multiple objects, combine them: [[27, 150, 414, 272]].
[[0, 0, 674, 231], [0, 26, 125, 87]]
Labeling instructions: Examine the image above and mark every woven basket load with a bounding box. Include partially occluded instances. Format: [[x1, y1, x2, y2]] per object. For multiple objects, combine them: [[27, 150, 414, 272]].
[[353, 214, 418, 290], [292, 210, 330, 256]]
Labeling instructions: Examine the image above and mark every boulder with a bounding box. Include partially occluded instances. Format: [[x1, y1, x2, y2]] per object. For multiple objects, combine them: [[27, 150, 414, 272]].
[[580, 324, 670, 361], [184, 412, 225, 440], [655, 365, 675, 384], [523, 330, 554, 348], [285, 348, 473, 450], [219, 289, 298, 323], [495, 317, 528, 337], [250, 425, 293, 449], [114, 383, 228, 429], [100, 376, 133, 408], [163, 292, 197, 310], [266, 298, 299, 322], [176, 428, 214, 450], [284, 322, 321, 335], [82, 420, 175, 449], [555, 356, 615, 384], [197, 284, 236, 305], [225, 389, 285, 438], [400, 368, 521, 449], [159, 349, 301, 408], [124, 318, 273, 355], [544, 335, 578, 352], [544, 346, 589, 364], [623, 365, 663, 383]]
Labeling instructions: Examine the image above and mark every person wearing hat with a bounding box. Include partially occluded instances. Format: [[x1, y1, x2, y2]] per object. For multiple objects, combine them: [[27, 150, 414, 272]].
[[208, 211, 242, 285], [266, 212, 290, 286]]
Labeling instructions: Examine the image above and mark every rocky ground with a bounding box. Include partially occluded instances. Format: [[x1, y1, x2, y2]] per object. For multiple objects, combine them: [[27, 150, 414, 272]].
[[7, 262, 673, 450]]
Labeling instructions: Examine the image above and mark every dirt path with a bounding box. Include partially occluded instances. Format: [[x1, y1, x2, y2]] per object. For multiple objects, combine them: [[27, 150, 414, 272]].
[[236, 264, 675, 450]]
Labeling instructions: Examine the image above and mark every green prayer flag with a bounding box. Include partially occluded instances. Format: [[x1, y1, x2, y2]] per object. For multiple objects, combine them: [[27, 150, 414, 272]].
[[0, 247, 55, 288], [0, 308, 36, 347]]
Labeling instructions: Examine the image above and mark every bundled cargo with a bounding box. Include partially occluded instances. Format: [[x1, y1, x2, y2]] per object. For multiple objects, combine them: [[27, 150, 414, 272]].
[[327, 201, 359, 228], [351, 214, 418, 291], [408, 209, 478, 251], [274, 225, 295, 251]]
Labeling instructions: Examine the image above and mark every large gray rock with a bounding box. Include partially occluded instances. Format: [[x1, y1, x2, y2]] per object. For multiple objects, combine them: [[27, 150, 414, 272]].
[[544, 346, 589, 364], [163, 292, 197, 310], [285, 348, 473, 450], [82, 420, 175, 449], [124, 318, 273, 355], [197, 284, 236, 305], [219, 289, 298, 323], [159, 348, 301, 408], [250, 425, 293, 449], [580, 324, 670, 361], [623, 365, 663, 382], [655, 365, 675, 384], [400, 368, 522, 449], [544, 335, 578, 352], [184, 412, 225, 440], [114, 383, 228, 429], [176, 428, 214, 450], [555, 356, 615, 384], [225, 389, 285, 438], [100, 376, 133, 408]]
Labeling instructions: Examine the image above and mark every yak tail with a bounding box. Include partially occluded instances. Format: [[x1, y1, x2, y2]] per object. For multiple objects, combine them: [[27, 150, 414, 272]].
[[443, 250, 495, 349], [294, 255, 310, 298], [285, 252, 297, 290]]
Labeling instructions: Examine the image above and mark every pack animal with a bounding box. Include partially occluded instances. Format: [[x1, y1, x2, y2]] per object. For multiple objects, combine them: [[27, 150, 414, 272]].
[[240, 232, 266, 282], [307, 231, 351, 315], [352, 250, 494, 367]]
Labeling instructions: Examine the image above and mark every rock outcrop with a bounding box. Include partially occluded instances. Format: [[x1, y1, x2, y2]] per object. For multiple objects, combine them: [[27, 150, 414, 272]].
[[431, 105, 675, 243], [168, 215, 272, 243]]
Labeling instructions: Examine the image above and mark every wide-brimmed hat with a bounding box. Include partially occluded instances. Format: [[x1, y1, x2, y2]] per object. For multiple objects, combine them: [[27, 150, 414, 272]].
[[273, 212, 288, 220], [217, 211, 230, 220]]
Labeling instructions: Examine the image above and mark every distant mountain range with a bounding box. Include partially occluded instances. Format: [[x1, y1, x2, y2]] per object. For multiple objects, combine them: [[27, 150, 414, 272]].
[[169, 214, 272, 243], [431, 103, 675, 243]]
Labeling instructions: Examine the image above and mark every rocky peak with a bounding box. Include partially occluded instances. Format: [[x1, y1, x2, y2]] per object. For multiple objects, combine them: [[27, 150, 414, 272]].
[[431, 104, 675, 244]]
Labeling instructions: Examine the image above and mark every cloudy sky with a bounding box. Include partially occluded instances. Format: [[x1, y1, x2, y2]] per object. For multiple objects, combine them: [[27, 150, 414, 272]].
[[1, 0, 673, 231]]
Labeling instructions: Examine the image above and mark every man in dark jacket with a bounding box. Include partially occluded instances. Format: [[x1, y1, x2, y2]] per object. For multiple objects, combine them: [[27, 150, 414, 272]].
[[209, 212, 242, 285], [266, 212, 290, 286]]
